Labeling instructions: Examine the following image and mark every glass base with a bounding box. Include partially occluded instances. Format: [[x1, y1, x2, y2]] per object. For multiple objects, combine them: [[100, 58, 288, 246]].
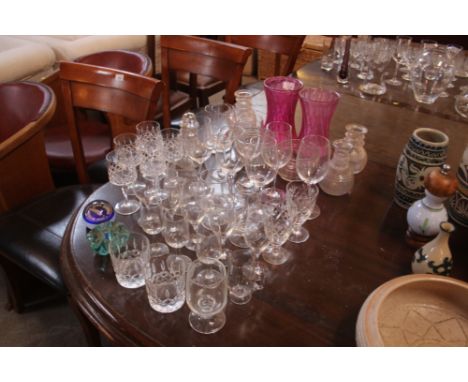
[[357, 71, 374, 80], [229, 232, 249, 248], [439, 91, 449, 98], [115, 199, 141, 215], [385, 78, 402, 86], [229, 285, 253, 305], [188, 311, 226, 334], [243, 259, 268, 290], [235, 175, 256, 196], [262, 246, 291, 265], [309, 204, 321, 220], [288, 226, 310, 244], [150, 242, 169, 257], [359, 83, 387, 96]]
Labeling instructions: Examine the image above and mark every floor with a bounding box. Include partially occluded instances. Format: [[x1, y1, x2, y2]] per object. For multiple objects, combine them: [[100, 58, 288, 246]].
[[0, 262, 86, 347]]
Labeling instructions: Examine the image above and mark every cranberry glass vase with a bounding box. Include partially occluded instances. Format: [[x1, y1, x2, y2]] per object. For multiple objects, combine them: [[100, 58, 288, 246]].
[[298, 88, 340, 139], [264, 76, 303, 139]]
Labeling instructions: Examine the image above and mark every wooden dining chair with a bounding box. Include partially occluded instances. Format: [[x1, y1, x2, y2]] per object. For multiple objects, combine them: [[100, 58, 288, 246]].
[[225, 35, 306, 77], [160, 35, 252, 128], [179, 35, 305, 108], [59, 61, 165, 184], [45, 50, 156, 183]]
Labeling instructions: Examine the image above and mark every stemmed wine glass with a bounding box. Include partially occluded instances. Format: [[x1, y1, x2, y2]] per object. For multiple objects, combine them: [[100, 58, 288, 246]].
[[296, 134, 331, 220], [262, 201, 293, 265], [386, 36, 412, 87], [233, 121, 261, 194], [186, 258, 228, 334], [243, 200, 270, 290], [106, 149, 140, 215], [260, 121, 293, 200], [286, 182, 319, 244]]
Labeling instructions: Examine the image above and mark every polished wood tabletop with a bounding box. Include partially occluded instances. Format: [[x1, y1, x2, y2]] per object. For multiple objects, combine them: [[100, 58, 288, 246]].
[[61, 61, 468, 346]]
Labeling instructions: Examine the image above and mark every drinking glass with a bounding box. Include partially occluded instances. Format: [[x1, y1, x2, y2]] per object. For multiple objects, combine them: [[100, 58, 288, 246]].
[[233, 122, 261, 194], [386, 36, 412, 86], [106, 149, 140, 215], [359, 38, 394, 96], [286, 182, 319, 243], [262, 203, 293, 265], [410, 47, 452, 104], [243, 201, 269, 290], [228, 249, 254, 305], [139, 153, 167, 204], [245, 154, 276, 191], [296, 135, 331, 219], [161, 127, 184, 176], [183, 120, 211, 171], [161, 207, 190, 255], [186, 258, 228, 334], [108, 231, 149, 288], [204, 103, 235, 153], [145, 251, 186, 313]]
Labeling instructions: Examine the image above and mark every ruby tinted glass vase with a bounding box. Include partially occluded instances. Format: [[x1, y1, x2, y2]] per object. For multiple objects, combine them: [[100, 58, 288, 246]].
[[298, 88, 340, 139], [264, 76, 303, 139]]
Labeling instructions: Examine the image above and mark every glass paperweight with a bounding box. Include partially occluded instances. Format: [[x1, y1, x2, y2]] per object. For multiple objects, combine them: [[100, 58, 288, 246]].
[[86, 221, 130, 256], [82, 200, 115, 230]]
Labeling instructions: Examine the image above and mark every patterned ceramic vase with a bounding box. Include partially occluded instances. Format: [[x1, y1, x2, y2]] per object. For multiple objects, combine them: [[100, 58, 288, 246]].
[[411, 222, 454, 276], [394, 127, 449, 209], [448, 145, 468, 227]]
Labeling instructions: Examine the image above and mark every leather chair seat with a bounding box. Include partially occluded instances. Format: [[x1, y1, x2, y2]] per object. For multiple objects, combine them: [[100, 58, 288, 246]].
[[176, 71, 224, 90], [45, 119, 112, 169], [75, 50, 152, 77], [0, 185, 96, 292]]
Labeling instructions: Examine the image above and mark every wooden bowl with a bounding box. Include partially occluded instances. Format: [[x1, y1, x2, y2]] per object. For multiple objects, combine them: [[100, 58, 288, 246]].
[[356, 274, 468, 346]]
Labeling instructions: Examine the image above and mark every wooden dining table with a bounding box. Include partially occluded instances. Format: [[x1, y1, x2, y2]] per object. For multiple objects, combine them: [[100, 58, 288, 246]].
[[60, 60, 468, 346]]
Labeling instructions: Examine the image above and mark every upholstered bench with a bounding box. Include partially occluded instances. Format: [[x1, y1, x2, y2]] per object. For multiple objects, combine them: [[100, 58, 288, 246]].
[[10, 35, 147, 61], [0, 36, 56, 82]]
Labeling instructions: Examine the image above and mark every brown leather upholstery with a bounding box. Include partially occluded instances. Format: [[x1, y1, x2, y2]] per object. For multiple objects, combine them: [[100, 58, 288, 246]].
[[45, 50, 156, 176], [0, 81, 96, 316], [161, 35, 252, 128], [75, 50, 153, 76], [59, 61, 164, 184], [0, 185, 97, 292], [0, 82, 53, 143]]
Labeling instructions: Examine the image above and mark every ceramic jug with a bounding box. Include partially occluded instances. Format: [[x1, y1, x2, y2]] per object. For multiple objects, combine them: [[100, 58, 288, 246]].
[[395, 127, 449, 209], [411, 222, 455, 276]]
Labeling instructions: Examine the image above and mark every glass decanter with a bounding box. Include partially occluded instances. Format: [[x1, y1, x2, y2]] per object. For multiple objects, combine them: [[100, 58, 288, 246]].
[[234, 89, 257, 127], [344, 123, 368, 174], [319, 139, 354, 196]]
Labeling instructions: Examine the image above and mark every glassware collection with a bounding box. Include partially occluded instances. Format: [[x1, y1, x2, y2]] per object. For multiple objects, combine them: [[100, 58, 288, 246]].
[[322, 36, 468, 113], [86, 73, 372, 334]]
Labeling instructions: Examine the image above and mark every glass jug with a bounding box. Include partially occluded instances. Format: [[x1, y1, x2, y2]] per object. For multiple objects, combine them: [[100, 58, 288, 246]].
[[344, 123, 368, 174], [319, 139, 354, 196]]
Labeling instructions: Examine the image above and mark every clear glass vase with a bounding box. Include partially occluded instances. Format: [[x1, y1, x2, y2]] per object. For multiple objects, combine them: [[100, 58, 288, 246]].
[[319, 139, 354, 196], [234, 89, 257, 127]]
